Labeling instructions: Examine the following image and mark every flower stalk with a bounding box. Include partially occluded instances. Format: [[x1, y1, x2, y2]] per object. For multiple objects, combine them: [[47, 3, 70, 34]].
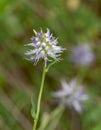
[[33, 63, 47, 130]]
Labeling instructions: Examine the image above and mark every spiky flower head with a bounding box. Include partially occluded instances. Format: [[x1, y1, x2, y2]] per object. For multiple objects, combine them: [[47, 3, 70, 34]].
[[52, 78, 88, 113], [25, 28, 65, 64]]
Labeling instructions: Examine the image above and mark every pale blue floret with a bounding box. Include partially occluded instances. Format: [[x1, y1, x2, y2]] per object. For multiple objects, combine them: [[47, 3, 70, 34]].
[[70, 43, 95, 66], [52, 78, 88, 113]]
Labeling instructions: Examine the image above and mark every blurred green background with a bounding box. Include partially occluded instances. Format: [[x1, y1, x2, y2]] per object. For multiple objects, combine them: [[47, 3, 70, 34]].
[[0, 0, 101, 130]]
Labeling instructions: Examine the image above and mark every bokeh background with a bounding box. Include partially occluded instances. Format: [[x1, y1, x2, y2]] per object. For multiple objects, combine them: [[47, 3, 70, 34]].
[[0, 0, 101, 130]]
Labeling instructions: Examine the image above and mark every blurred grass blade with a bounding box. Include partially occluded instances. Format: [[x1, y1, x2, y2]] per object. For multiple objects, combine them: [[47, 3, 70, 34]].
[[31, 96, 36, 119], [38, 104, 64, 130]]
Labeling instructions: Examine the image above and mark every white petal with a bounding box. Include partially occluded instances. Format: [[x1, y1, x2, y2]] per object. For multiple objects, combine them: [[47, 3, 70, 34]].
[[69, 78, 77, 88], [41, 50, 45, 57], [52, 90, 69, 98], [45, 28, 50, 37], [25, 49, 37, 55], [33, 29, 37, 35], [61, 80, 71, 93], [24, 43, 34, 46], [73, 101, 82, 113]]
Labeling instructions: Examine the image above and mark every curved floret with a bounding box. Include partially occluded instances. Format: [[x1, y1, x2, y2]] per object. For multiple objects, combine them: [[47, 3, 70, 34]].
[[25, 28, 66, 64], [52, 78, 88, 113]]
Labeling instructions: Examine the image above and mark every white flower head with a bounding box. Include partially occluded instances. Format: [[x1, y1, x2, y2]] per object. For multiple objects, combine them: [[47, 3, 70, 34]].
[[52, 78, 88, 113], [25, 28, 66, 64], [70, 43, 95, 66]]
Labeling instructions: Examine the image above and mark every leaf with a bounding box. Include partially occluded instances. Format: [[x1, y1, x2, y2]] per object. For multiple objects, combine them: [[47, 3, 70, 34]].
[[31, 96, 36, 118], [45, 104, 64, 130], [38, 104, 64, 130]]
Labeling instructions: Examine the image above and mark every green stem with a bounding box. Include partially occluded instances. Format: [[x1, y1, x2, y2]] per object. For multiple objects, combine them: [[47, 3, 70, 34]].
[[33, 63, 47, 130], [46, 60, 57, 72]]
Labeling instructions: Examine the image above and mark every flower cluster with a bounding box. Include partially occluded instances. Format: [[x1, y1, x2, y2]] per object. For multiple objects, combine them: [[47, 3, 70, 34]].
[[52, 78, 88, 113], [25, 28, 65, 64], [70, 43, 95, 66]]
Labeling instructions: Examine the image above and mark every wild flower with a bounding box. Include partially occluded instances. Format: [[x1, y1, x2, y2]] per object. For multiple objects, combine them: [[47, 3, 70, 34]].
[[70, 43, 95, 66], [25, 28, 65, 64], [52, 78, 88, 113], [25, 28, 66, 130]]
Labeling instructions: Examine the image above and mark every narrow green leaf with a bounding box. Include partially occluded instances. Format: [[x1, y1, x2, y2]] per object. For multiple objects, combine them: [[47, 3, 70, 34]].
[[31, 96, 36, 118]]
